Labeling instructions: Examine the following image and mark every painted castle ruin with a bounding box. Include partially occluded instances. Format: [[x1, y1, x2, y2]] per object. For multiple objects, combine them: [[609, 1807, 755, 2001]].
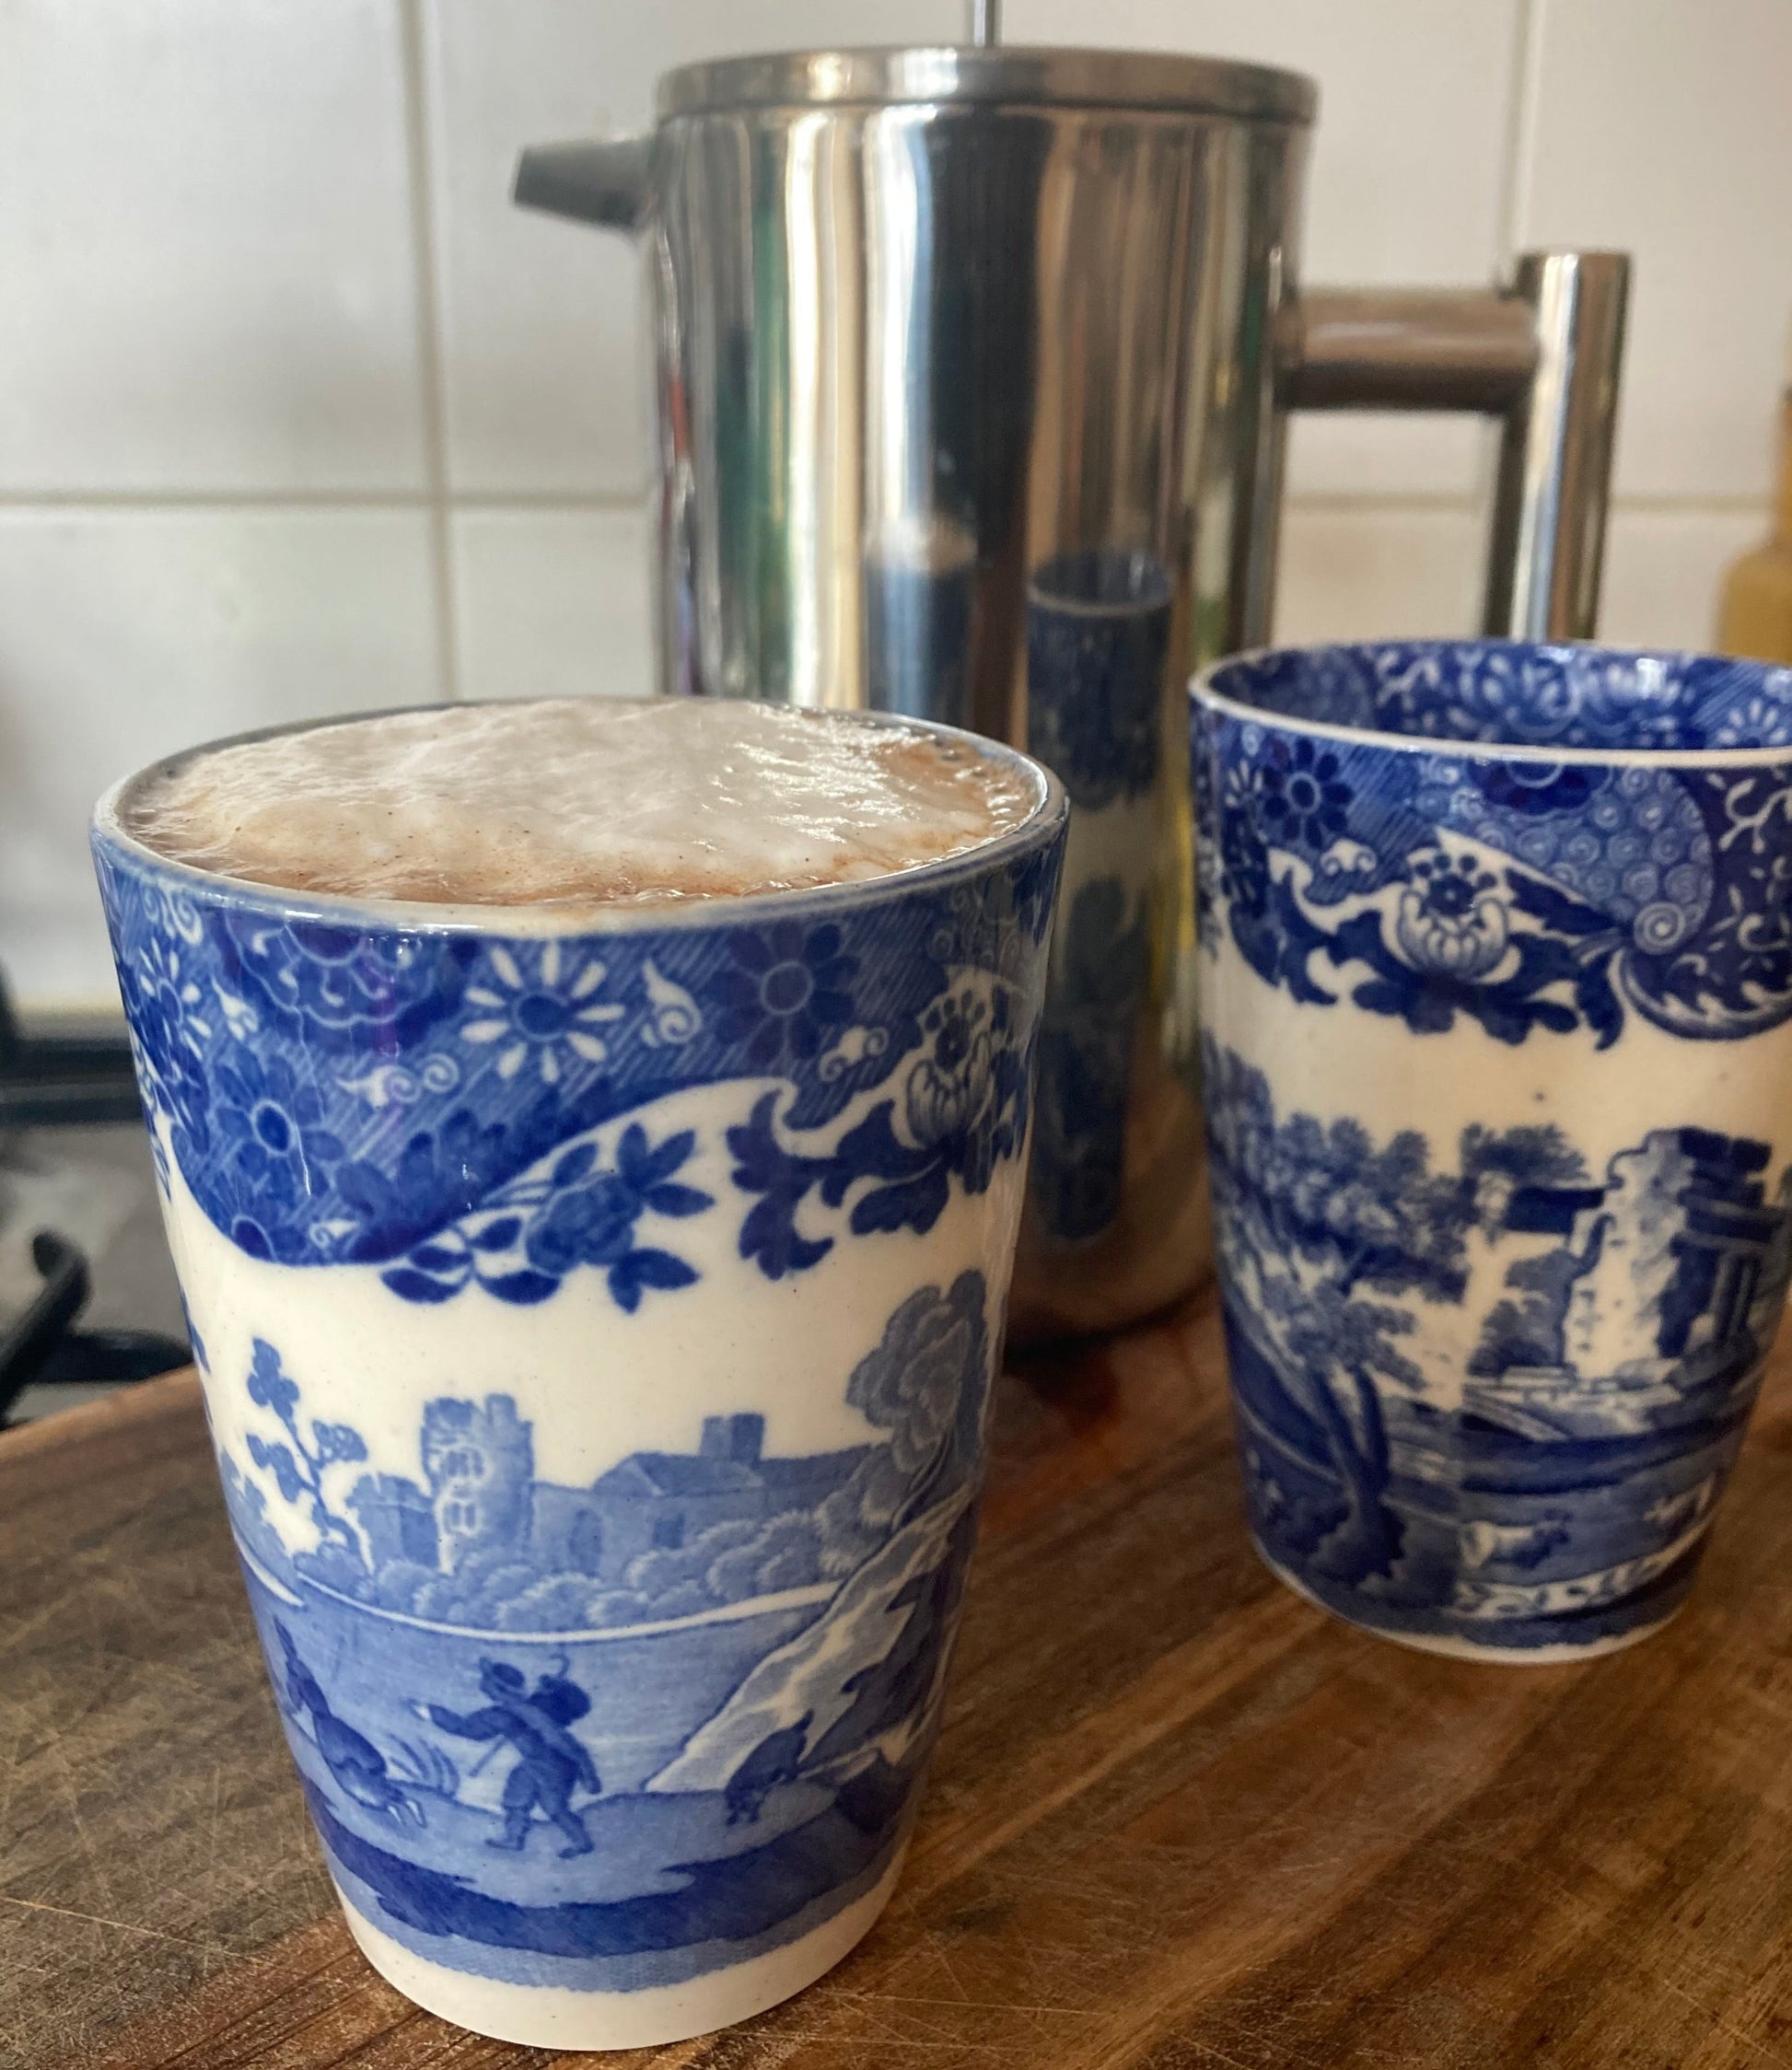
[[345, 1398, 870, 1595]]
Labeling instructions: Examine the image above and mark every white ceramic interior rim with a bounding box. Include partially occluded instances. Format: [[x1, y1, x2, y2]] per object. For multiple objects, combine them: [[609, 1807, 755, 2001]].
[[1191, 640, 1792, 772], [91, 699, 1068, 940]]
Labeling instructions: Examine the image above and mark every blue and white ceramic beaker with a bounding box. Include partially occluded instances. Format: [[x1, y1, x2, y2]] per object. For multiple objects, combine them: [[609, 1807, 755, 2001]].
[[91, 705, 1065, 2046], [1193, 640, 1792, 1660]]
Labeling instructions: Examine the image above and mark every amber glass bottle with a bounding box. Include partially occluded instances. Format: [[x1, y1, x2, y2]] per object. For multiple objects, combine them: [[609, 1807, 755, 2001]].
[[1717, 334, 1792, 663]]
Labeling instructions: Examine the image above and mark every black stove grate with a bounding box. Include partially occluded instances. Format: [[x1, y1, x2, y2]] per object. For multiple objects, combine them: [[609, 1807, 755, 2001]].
[[0, 1230, 191, 1425], [0, 966, 145, 1127], [0, 969, 189, 1420]]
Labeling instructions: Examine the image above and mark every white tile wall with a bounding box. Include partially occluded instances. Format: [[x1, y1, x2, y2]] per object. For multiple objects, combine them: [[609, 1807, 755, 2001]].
[[0, 0, 1785, 1006], [1273, 505, 1481, 646], [1009, 0, 1526, 500], [1599, 508, 1770, 655], [1517, 0, 1792, 503], [425, 0, 963, 496], [0, 0, 427, 494], [0, 508, 439, 1001], [451, 505, 655, 704]]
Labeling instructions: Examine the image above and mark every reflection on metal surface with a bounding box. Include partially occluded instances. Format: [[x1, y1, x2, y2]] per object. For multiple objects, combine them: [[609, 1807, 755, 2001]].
[[1286, 288, 1535, 412], [1488, 253, 1630, 641], [516, 48, 1627, 1337]]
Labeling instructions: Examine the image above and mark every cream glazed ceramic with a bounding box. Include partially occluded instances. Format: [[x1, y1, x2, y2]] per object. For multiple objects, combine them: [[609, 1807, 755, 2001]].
[[1192, 640, 1792, 1661], [90, 706, 1066, 2048]]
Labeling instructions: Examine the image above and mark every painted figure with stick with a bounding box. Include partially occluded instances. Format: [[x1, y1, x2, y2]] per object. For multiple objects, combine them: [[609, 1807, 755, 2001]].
[[417, 1655, 600, 1857]]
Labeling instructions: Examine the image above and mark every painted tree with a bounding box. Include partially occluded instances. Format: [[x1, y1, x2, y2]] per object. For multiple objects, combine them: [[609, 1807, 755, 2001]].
[[1203, 1040, 1589, 1583], [244, 1339, 367, 1565]]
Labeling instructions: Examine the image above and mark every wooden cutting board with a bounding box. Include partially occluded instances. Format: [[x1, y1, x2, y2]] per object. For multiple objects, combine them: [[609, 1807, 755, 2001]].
[[7, 1286, 1792, 2069]]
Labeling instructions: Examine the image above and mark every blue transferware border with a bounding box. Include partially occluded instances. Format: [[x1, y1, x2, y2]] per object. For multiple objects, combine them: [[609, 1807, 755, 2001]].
[[1193, 640, 1792, 1047], [93, 778, 1063, 1307]]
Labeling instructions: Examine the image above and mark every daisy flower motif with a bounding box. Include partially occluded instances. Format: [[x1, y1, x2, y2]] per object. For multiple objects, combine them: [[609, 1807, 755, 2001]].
[[1708, 683, 1792, 751], [1252, 735, 1352, 855], [708, 921, 857, 1069], [460, 941, 624, 1083]]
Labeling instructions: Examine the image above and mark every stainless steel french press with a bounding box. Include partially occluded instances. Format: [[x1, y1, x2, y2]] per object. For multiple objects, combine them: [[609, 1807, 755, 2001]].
[[518, 45, 1628, 1342]]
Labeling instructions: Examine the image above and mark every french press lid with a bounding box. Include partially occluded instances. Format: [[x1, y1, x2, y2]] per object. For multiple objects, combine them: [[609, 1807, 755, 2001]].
[[655, 47, 1318, 124]]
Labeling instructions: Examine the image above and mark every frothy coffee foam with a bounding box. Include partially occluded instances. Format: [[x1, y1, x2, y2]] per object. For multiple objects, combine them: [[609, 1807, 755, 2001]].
[[121, 700, 1039, 905]]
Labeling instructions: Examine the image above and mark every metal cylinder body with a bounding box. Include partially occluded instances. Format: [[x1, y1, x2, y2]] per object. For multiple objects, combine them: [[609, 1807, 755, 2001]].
[[516, 48, 1627, 1340], [639, 52, 1312, 1336]]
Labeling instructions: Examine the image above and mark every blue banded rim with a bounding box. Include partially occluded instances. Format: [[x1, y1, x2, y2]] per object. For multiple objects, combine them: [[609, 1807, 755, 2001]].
[[1192, 638, 1792, 771]]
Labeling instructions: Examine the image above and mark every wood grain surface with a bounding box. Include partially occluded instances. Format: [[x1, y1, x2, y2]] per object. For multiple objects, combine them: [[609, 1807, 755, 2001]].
[[8, 1290, 1792, 2068]]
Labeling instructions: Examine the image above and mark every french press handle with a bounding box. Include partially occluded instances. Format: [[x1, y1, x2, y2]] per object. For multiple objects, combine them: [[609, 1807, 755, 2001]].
[[1281, 251, 1631, 641]]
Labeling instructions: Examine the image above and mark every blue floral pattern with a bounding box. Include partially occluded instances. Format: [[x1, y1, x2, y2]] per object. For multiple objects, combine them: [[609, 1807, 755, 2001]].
[[707, 921, 856, 1067], [727, 977, 1030, 1278], [1194, 641, 1792, 1045], [94, 802, 1064, 1304], [211, 1049, 348, 1260], [1212, 639, 1792, 751], [459, 939, 626, 1083], [379, 1122, 712, 1311], [1253, 733, 1351, 857]]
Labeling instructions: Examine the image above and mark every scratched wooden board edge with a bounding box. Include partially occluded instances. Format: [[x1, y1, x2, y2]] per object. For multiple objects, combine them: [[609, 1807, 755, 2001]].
[[46, 1913, 568, 2070], [9, 1329, 1246, 2069], [19, 1334, 1792, 2067], [0, 1366, 203, 1469], [15, 1354, 1233, 2069]]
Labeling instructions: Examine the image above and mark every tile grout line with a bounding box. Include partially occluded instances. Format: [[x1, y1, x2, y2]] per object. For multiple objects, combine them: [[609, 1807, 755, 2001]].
[[1457, 0, 1549, 557], [0, 490, 1771, 519], [0, 489, 648, 512], [1448, 0, 1539, 591], [1495, 0, 1547, 273], [396, 0, 460, 703]]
